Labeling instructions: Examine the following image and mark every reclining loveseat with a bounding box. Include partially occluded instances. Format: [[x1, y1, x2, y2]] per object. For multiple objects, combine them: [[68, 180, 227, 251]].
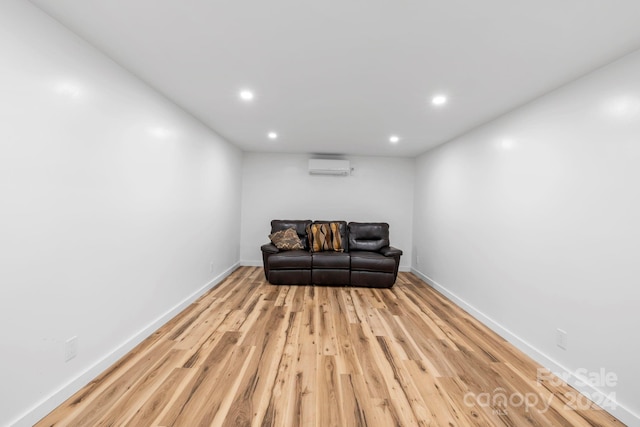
[[261, 220, 403, 288]]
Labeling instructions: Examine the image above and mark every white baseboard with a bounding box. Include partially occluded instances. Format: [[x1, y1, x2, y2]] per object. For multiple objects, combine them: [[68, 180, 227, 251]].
[[410, 267, 639, 427], [9, 262, 240, 427]]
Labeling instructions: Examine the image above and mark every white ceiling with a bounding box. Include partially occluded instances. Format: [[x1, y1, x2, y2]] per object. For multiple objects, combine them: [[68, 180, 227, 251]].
[[29, 0, 640, 157]]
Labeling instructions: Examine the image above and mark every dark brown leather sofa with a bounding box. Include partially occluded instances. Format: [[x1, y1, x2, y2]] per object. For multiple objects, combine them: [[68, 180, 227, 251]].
[[261, 220, 403, 288]]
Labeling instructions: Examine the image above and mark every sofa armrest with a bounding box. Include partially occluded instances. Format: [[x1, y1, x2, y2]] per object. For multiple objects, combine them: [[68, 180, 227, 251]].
[[380, 246, 403, 257], [261, 243, 280, 254]]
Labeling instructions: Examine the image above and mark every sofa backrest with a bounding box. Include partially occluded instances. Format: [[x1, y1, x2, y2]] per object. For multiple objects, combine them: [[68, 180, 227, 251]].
[[271, 220, 312, 250], [348, 222, 390, 252], [313, 220, 349, 252]]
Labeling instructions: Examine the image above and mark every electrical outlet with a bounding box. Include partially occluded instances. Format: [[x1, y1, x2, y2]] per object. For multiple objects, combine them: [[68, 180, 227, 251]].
[[416, 255, 420, 265], [65, 336, 78, 361], [556, 329, 568, 350]]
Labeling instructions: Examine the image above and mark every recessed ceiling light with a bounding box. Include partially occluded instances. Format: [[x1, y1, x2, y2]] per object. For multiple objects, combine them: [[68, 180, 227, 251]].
[[239, 90, 254, 101], [431, 95, 447, 106], [268, 132, 278, 140], [389, 135, 400, 144]]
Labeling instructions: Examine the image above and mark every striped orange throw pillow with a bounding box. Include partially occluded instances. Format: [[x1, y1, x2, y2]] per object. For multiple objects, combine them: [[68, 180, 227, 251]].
[[329, 222, 343, 252], [307, 223, 344, 252]]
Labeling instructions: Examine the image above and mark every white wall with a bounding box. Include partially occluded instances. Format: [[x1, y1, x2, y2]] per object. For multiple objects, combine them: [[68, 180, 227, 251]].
[[0, 2, 242, 426], [413, 50, 640, 425], [240, 152, 414, 270]]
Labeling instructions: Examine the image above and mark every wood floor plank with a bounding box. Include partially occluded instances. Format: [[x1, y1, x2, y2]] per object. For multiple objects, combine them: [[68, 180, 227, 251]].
[[404, 360, 469, 427], [374, 336, 428, 426], [158, 331, 240, 426], [257, 311, 303, 427], [228, 305, 289, 426], [94, 349, 186, 426], [317, 355, 343, 427], [339, 374, 369, 427], [123, 367, 189, 427], [377, 309, 422, 361], [295, 340, 317, 427], [206, 345, 256, 427], [317, 286, 339, 356], [349, 323, 389, 400], [37, 269, 625, 427]]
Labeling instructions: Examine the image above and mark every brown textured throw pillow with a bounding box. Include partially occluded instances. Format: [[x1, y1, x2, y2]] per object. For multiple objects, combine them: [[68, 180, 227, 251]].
[[269, 228, 304, 250]]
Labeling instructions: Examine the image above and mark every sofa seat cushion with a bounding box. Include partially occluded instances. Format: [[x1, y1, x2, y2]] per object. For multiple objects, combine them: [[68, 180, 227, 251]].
[[350, 251, 396, 273], [268, 250, 312, 270], [312, 252, 350, 269]]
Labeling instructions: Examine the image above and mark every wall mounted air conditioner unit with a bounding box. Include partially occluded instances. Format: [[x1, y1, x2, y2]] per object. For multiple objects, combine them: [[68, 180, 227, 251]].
[[308, 159, 350, 176]]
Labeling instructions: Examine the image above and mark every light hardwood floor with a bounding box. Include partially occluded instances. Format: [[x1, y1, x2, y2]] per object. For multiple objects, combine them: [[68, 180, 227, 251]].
[[37, 267, 623, 426]]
